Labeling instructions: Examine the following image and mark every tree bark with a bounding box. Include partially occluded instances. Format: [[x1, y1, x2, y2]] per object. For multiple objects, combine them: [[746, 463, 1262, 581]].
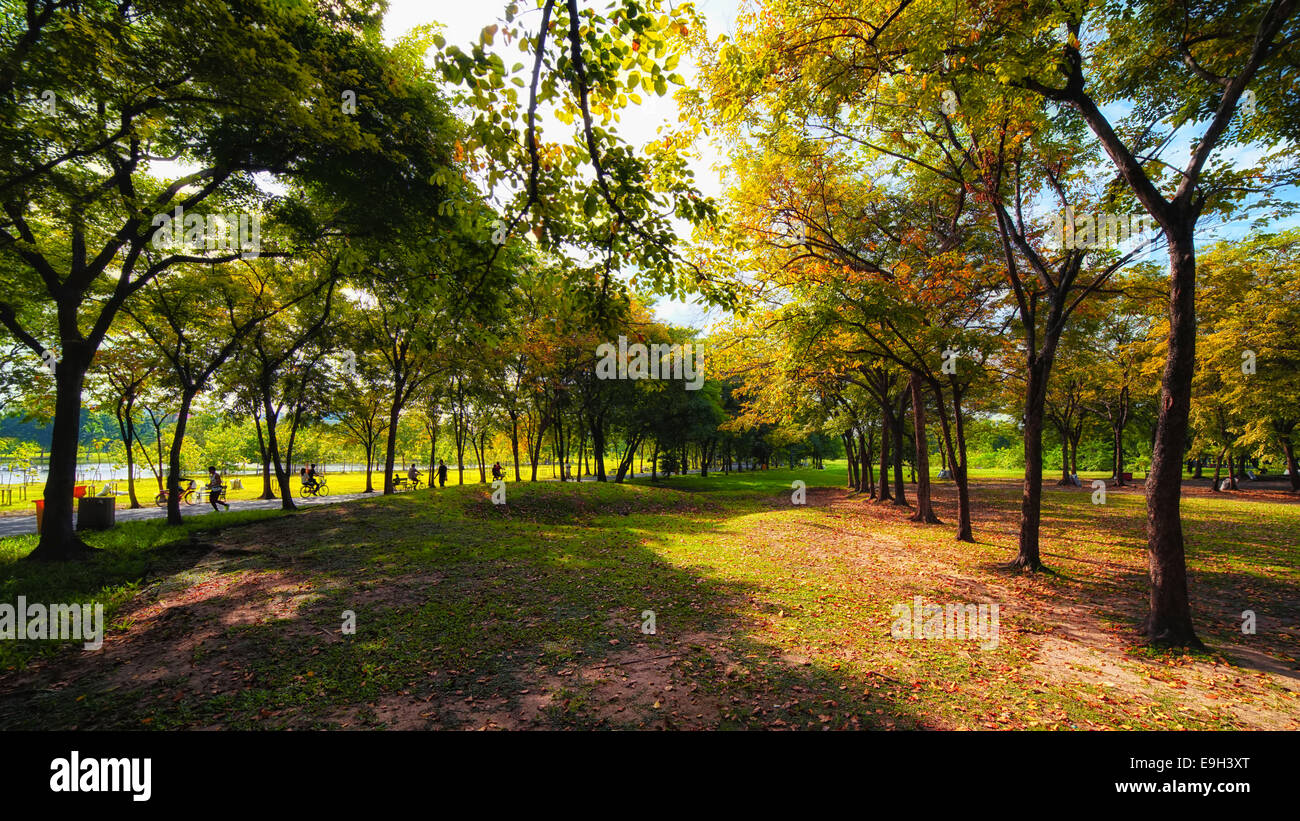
[[908, 373, 940, 524], [1011, 357, 1051, 571], [1141, 233, 1202, 648], [891, 391, 908, 506], [28, 352, 97, 561], [164, 391, 197, 526]]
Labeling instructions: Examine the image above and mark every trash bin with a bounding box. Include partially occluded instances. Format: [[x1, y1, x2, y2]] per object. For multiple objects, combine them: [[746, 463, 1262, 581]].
[[76, 495, 115, 531], [34, 499, 44, 534]]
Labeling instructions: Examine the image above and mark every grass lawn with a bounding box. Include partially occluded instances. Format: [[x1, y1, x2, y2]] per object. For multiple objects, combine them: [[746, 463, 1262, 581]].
[[0, 463, 1295, 730]]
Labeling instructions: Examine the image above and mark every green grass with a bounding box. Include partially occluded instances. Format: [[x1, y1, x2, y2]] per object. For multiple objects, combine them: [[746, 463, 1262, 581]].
[[0, 463, 1295, 730]]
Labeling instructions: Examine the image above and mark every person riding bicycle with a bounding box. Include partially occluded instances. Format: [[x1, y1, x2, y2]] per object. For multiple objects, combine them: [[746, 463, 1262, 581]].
[[407, 463, 422, 488], [491, 461, 503, 481], [302, 464, 320, 493], [207, 466, 230, 511]]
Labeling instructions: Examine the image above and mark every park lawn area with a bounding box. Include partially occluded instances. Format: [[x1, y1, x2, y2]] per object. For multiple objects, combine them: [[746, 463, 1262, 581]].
[[0, 465, 616, 516], [0, 465, 1296, 730]]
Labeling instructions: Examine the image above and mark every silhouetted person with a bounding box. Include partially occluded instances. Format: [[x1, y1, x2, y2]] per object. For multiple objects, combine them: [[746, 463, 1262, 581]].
[[437, 460, 448, 488]]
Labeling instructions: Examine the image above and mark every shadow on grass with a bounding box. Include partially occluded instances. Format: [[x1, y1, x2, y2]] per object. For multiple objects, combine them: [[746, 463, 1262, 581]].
[[0, 479, 939, 730]]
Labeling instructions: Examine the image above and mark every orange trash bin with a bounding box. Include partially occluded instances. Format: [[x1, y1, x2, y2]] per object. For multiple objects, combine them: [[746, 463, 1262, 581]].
[[34, 499, 44, 534]]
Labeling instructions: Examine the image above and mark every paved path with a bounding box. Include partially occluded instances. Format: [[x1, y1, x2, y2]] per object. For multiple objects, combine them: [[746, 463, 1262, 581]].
[[0, 466, 782, 539], [0, 492, 376, 539]]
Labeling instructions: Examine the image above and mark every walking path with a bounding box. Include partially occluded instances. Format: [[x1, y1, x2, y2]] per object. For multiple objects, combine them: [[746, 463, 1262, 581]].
[[0, 492, 374, 539], [0, 466, 783, 539]]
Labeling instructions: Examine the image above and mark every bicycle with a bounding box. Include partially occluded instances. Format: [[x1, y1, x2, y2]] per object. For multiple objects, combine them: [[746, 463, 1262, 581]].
[[300, 477, 330, 497], [155, 480, 199, 507]]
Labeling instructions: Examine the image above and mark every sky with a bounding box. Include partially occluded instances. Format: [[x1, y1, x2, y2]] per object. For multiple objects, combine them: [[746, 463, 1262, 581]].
[[382, 0, 743, 332], [381, 2, 1294, 332]]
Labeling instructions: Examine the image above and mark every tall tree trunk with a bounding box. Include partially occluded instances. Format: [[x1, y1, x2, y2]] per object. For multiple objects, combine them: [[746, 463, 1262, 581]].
[[891, 392, 907, 507], [29, 353, 95, 561], [931, 381, 974, 542], [1141, 234, 1201, 647], [864, 428, 876, 497], [591, 416, 607, 481], [164, 390, 196, 526], [856, 428, 869, 493], [262, 400, 297, 511], [1011, 358, 1051, 570], [510, 414, 522, 481], [1280, 434, 1300, 491], [908, 373, 940, 524], [878, 403, 893, 503], [116, 394, 141, 509], [382, 392, 402, 495], [844, 431, 858, 489], [254, 409, 275, 499], [1113, 422, 1126, 486], [1057, 426, 1072, 485], [363, 441, 375, 493]]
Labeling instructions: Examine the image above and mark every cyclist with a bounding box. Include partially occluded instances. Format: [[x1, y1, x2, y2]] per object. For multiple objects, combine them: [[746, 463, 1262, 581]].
[[301, 464, 319, 494], [407, 463, 423, 488], [207, 466, 230, 511]]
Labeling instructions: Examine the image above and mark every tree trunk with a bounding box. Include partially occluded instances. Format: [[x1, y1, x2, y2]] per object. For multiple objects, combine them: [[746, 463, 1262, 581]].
[[165, 390, 196, 526], [263, 399, 297, 511], [510, 414, 522, 481], [28, 353, 96, 561], [1057, 427, 1073, 485], [117, 394, 141, 509], [856, 428, 869, 493], [878, 404, 892, 503], [844, 431, 858, 489], [363, 441, 375, 493], [1113, 422, 1126, 486], [1011, 358, 1051, 571], [1141, 234, 1202, 648], [1281, 435, 1300, 491], [254, 409, 275, 499], [381, 381, 406, 495], [908, 373, 940, 524], [891, 392, 907, 507]]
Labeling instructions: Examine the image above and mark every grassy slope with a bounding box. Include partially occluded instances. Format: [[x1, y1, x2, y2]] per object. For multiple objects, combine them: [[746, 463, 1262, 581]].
[[0, 464, 1295, 730]]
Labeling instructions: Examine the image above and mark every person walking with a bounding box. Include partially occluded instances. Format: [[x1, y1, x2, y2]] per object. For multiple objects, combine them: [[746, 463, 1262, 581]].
[[437, 459, 448, 488]]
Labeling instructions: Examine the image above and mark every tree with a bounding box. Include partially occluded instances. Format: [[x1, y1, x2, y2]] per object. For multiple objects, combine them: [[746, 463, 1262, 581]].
[[0, 0, 463, 559], [86, 334, 157, 508]]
